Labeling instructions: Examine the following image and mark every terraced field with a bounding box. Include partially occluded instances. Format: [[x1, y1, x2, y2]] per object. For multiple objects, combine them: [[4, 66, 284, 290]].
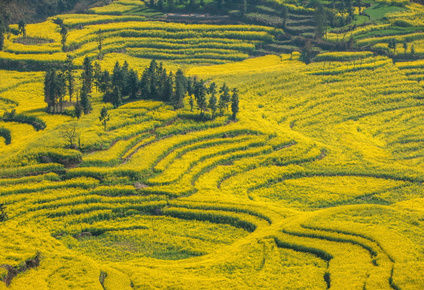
[[1, 0, 424, 288], [1, 49, 424, 288], [0, 3, 281, 69]]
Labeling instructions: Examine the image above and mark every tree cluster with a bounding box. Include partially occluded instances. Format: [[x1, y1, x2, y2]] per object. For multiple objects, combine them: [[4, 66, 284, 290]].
[[189, 79, 239, 120], [98, 59, 188, 109], [44, 56, 92, 116], [45, 58, 240, 121]]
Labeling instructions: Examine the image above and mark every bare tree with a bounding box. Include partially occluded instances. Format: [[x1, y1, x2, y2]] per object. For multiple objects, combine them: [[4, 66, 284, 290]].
[[61, 124, 80, 149]]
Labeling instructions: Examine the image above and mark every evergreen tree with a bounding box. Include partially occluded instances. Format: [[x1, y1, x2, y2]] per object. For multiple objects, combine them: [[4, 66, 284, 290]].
[[44, 70, 54, 113], [219, 83, 231, 112], [158, 67, 168, 101], [149, 60, 158, 99], [121, 60, 130, 96], [231, 88, 239, 120], [218, 95, 225, 116], [173, 69, 187, 109], [80, 83, 92, 114], [65, 54, 75, 102], [208, 82, 217, 96], [60, 25, 68, 51], [301, 39, 313, 64], [163, 71, 174, 102], [208, 93, 217, 118], [56, 71, 67, 113], [93, 61, 102, 93], [195, 82, 207, 117], [18, 19, 26, 37], [81, 56, 93, 93], [44, 69, 66, 113], [187, 77, 194, 96], [74, 101, 82, 119], [128, 69, 139, 100], [140, 68, 151, 99], [112, 61, 124, 93], [99, 106, 110, 131], [189, 95, 194, 112], [315, 5, 327, 40], [112, 85, 122, 108]]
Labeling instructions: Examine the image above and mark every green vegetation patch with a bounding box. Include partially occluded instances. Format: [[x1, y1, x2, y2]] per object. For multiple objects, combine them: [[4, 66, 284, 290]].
[[62, 215, 249, 261], [364, 4, 406, 20]]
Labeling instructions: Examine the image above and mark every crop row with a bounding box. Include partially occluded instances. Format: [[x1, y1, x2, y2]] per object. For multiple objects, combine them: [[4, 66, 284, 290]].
[[148, 135, 268, 185], [162, 207, 264, 232]]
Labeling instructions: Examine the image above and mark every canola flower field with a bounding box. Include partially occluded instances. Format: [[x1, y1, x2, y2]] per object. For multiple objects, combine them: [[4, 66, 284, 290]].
[[1, 0, 424, 289]]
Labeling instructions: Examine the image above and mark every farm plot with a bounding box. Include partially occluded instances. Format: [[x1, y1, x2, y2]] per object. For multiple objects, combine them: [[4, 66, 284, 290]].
[[1, 45, 424, 289]]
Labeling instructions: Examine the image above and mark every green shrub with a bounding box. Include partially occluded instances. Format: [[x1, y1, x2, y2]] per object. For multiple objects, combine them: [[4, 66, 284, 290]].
[[0, 127, 11, 145], [2, 110, 46, 131]]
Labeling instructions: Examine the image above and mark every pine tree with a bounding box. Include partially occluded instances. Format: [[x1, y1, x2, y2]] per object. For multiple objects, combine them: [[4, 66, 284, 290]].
[[149, 60, 158, 99], [93, 61, 102, 93], [74, 101, 82, 119], [60, 25, 68, 51], [301, 39, 313, 64], [315, 5, 327, 40], [99, 70, 112, 95], [112, 61, 124, 93], [173, 69, 187, 109], [121, 61, 130, 96], [195, 82, 207, 117], [80, 83, 92, 114], [218, 95, 225, 116], [208, 82, 217, 96], [209, 93, 217, 119], [65, 54, 75, 102], [56, 71, 67, 113], [140, 68, 151, 99], [112, 85, 122, 108], [128, 69, 139, 100], [18, 19, 26, 37], [82, 56, 93, 93], [44, 69, 56, 113], [231, 88, 239, 120], [99, 106, 110, 131], [158, 67, 168, 101], [189, 95, 194, 112], [163, 71, 174, 103], [219, 83, 231, 112]]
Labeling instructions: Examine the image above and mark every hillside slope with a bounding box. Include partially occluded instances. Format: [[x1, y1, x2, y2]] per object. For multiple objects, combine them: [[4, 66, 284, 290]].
[[1, 0, 424, 289]]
